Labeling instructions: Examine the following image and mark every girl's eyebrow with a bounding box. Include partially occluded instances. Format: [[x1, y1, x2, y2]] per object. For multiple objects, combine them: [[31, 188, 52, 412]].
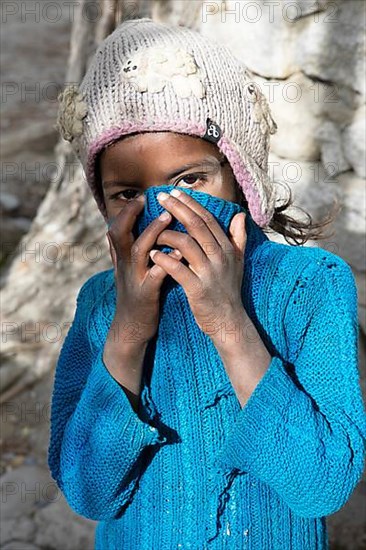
[[102, 156, 224, 188]]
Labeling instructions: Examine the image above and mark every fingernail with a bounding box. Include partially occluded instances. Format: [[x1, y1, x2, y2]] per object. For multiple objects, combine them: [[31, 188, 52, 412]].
[[157, 192, 169, 202], [150, 249, 158, 259], [170, 188, 181, 197], [159, 211, 171, 221]]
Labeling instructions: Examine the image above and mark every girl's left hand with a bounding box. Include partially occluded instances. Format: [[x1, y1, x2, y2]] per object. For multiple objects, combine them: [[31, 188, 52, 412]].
[[150, 189, 247, 338]]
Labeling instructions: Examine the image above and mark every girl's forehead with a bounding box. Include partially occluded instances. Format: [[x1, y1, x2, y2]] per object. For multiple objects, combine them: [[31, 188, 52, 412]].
[[101, 131, 222, 158]]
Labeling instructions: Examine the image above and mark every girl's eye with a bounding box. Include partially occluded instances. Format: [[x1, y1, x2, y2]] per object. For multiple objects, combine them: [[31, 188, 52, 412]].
[[109, 189, 140, 201], [175, 173, 208, 188], [109, 172, 209, 201]]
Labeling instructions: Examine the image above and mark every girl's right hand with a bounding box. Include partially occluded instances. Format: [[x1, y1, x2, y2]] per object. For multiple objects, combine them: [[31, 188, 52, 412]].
[[106, 195, 181, 347]]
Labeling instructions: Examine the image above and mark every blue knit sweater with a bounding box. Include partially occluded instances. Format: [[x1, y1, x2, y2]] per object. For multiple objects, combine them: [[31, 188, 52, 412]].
[[48, 185, 366, 549]]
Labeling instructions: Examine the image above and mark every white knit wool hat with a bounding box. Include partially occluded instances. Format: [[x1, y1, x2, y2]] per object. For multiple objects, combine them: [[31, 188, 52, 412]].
[[56, 17, 278, 228]]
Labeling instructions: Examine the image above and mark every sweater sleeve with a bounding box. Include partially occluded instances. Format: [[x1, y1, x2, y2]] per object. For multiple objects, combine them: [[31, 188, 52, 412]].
[[216, 255, 366, 518], [47, 273, 167, 521]]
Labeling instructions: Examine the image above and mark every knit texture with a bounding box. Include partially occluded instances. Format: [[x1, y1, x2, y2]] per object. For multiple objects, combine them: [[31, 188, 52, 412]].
[[48, 187, 366, 549], [55, 17, 278, 228]]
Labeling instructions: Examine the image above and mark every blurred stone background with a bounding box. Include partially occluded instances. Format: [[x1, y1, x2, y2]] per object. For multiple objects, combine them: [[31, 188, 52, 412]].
[[0, 1, 365, 549]]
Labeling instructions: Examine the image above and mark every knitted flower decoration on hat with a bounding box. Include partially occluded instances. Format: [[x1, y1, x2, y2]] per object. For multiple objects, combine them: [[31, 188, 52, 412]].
[[55, 17, 278, 228], [121, 46, 206, 98], [56, 85, 88, 146]]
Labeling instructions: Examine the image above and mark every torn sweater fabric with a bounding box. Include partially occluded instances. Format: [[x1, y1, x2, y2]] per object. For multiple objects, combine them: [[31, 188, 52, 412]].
[[48, 185, 366, 549]]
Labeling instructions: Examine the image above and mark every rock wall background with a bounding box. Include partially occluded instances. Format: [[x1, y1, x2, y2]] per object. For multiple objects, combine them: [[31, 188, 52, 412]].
[[0, 1, 365, 549]]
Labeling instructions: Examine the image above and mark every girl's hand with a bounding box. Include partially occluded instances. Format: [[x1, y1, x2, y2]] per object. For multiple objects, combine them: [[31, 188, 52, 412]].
[[150, 190, 247, 338], [106, 196, 182, 347]]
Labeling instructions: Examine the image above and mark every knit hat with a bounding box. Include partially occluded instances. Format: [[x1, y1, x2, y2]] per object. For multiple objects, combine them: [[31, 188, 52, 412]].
[[56, 17, 278, 228]]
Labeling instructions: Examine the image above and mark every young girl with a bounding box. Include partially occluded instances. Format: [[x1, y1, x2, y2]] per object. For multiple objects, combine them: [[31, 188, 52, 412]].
[[48, 18, 366, 550]]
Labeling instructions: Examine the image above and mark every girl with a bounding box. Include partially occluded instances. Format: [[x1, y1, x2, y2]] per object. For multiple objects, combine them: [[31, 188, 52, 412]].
[[48, 18, 366, 550]]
